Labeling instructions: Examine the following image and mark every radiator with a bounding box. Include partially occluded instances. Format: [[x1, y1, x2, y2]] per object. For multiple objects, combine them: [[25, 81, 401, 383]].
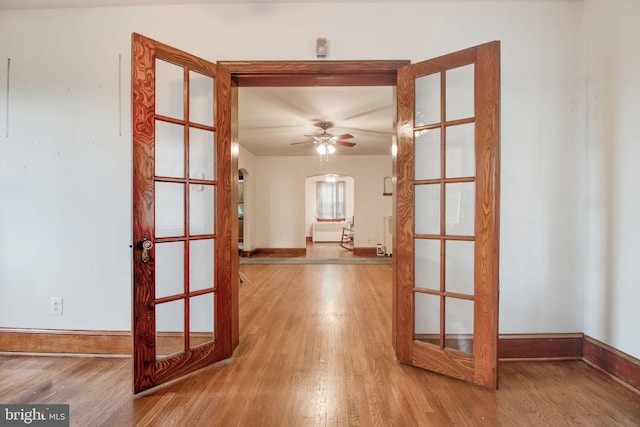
[[312, 222, 348, 242]]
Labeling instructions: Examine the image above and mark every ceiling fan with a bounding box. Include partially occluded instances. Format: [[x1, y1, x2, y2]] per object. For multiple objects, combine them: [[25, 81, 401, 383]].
[[291, 121, 356, 154]]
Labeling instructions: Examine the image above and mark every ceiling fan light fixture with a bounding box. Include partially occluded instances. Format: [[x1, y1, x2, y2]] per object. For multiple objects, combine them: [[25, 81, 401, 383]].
[[317, 143, 336, 155]]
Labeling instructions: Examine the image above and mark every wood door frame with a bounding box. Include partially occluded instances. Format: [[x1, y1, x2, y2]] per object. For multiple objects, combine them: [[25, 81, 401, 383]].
[[222, 57, 499, 389], [220, 60, 409, 350], [219, 61, 409, 88]]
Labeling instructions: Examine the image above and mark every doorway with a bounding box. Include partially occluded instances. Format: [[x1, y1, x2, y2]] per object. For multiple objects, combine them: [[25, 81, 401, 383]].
[[231, 64, 401, 260], [226, 49, 501, 388], [132, 37, 500, 393]]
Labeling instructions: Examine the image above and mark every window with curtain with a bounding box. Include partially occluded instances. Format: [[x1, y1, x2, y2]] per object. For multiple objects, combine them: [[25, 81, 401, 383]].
[[316, 181, 345, 220]]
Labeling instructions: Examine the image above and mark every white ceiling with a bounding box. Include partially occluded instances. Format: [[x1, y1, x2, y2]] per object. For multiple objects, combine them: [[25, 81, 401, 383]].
[[238, 86, 394, 157], [0, 0, 429, 10], [0, 0, 564, 11]]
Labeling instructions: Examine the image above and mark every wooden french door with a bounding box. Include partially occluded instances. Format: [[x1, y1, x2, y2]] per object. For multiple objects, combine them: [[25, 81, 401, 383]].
[[394, 42, 501, 389], [131, 33, 236, 394]]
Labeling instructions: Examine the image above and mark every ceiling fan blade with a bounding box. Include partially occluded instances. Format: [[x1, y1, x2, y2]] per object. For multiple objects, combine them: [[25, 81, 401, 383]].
[[335, 133, 354, 140], [290, 141, 314, 145], [335, 141, 357, 147], [342, 105, 392, 120], [241, 124, 301, 131], [346, 127, 394, 136]]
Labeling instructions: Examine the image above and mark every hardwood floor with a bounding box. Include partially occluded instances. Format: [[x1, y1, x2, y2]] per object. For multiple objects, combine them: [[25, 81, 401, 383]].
[[1, 264, 638, 426], [304, 241, 361, 258]]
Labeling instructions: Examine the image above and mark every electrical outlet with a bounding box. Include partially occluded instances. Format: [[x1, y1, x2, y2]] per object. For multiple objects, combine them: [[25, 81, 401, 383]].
[[50, 297, 63, 316]]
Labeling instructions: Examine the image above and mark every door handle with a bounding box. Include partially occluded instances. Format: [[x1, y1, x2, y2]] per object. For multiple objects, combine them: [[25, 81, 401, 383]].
[[139, 237, 153, 263]]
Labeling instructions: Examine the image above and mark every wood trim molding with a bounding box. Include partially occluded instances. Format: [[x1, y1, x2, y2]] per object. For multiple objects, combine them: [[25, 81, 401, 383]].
[[498, 333, 584, 361], [583, 335, 640, 391], [0, 328, 131, 356], [2, 331, 638, 391], [241, 249, 258, 257], [218, 60, 409, 87], [353, 247, 378, 257], [253, 248, 306, 256]]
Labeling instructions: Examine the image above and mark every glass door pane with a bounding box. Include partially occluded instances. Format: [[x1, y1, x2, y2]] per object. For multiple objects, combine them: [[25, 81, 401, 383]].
[[155, 182, 185, 238], [189, 293, 215, 349], [153, 51, 218, 363], [155, 242, 185, 299], [155, 59, 184, 119], [445, 64, 474, 121], [414, 239, 440, 291], [156, 299, 185, 359], [189, 239, 214, 292], [415, 292, 440, 347], [189, 127, 216, 180], [189, 71, 214, 126], [445, 240, 474, 295], [415, 184, 440, 235], [415, 73, 441, 126], [415, 128, 441, 180], [444, 297, 474, 354], [189, 184, 215, 236], [445, 123, 475, 179], [413, 61, 479, 356], [155, 121, 185, 178], [445, 182, 475, 236]]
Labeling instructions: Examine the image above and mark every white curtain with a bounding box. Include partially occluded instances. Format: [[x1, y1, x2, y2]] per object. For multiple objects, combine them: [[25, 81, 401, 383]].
[[316, 181, 345, 219]]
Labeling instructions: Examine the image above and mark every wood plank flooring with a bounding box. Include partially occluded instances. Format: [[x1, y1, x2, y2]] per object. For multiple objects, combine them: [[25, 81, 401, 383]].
[[1, 263, 639, 426], [303, 242, 362, 258]]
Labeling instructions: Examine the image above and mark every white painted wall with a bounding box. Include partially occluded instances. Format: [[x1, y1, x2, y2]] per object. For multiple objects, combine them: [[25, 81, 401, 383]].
[[253, 155, 391, 249], [583, 0, 640, 358], [250, 155, 392, 248], [0, 1, 611, 353]]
